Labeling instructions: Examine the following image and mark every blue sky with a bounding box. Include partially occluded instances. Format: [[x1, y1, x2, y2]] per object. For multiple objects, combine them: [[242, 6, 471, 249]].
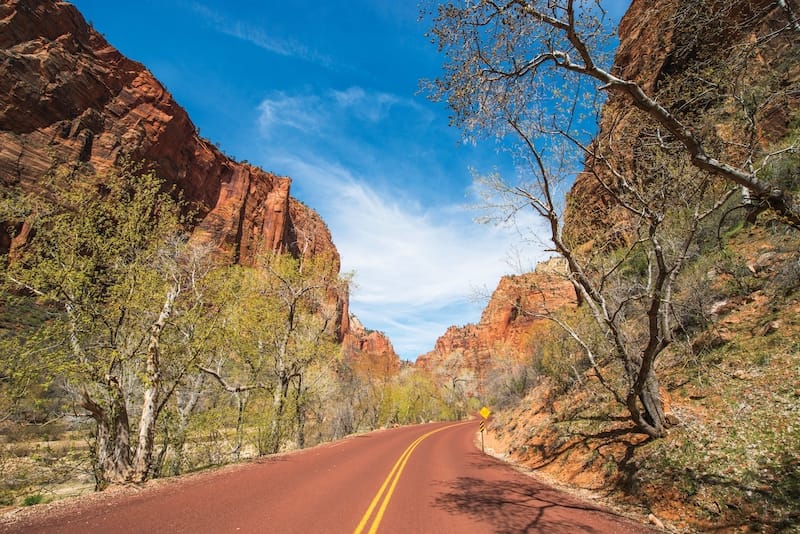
[[70, 0, 630, 360]]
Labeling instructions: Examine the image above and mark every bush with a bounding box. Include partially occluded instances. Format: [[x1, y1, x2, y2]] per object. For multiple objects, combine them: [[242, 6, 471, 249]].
[[485, 360, 536, 409], [22, 494, 43, 506]]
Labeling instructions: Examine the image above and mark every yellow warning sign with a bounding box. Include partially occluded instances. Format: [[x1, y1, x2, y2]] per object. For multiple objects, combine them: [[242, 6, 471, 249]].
[[479, 406, 491, 420], [479, 420, 485, 432]]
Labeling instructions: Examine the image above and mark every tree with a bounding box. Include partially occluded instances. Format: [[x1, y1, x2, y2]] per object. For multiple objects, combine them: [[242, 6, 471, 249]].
[[2, 168, 219, 483], [425, 0, 798, 437], [200, 251, 347, 454], [258, 252, 345, 451], [426, 0, 800, 226]]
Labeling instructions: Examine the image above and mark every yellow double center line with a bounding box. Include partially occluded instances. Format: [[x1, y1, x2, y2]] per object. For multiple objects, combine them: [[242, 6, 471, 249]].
[[353, 422, 469, 534]]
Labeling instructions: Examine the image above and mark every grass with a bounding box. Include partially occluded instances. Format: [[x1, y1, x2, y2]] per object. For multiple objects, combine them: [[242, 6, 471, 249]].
[[22, 494, 43, 506]]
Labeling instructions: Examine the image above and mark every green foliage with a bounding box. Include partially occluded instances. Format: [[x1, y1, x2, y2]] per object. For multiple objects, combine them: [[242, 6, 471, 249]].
[[22, 494, 43, 506], [0, 165, 222, 484]]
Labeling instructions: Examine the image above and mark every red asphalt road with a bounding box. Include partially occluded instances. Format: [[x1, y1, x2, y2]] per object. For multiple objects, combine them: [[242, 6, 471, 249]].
[[1, 421, 658, 533]]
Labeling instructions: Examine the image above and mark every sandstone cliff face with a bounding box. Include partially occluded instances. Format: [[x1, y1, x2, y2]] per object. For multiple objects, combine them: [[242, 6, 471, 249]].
[[563, 0, 800, 245], [0, 0, 335, 268], [341, 315, 401, 377], [0, 0, 364, 339], [416, 258, 576, 375]]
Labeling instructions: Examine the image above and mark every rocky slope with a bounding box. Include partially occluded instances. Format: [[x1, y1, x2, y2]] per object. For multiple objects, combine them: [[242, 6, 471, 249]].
[[416, 258, 576, 376], [0, 0, 406, 369]]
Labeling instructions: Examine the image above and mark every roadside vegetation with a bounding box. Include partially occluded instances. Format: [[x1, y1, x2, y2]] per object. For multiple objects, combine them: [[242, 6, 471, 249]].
[[0, 165, 465, 507], [425, 0, 799, 530]]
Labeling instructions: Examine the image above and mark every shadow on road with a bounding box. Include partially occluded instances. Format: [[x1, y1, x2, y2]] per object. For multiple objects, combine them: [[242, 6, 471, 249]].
[[432, 452, 646, 534]]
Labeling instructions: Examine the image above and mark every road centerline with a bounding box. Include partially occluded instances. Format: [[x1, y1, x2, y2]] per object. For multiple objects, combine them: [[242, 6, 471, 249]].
[[353, 421, 470, 534]]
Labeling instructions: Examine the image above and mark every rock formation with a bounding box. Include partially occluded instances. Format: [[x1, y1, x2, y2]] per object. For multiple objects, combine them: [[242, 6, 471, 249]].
[[0, 0, 334, 267], [341, 315, 401, 378], [417, 258, 576, 376], [563, 0, 800, 245], [0, 0, 405, 357], [429, 0, 799, 377]]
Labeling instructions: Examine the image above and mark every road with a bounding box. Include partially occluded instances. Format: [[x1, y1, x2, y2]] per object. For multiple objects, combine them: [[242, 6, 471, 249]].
[[1, 421, 657, 533]]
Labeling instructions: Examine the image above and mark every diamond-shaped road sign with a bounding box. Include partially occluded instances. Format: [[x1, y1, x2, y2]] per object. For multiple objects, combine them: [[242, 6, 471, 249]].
[[479, 406, 491, 420]]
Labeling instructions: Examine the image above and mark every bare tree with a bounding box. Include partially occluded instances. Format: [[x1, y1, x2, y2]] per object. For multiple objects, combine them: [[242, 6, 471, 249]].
[[425, 0, 800, 226], [425, 0, 798, 437]]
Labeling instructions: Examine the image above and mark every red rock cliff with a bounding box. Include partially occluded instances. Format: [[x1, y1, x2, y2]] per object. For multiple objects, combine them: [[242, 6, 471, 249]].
[[0, 0, 358, 336], [0, 0, 337, 268], [341, 315, 401, 378], [563, 0, 800, 245], [416, 258, 576, 376]]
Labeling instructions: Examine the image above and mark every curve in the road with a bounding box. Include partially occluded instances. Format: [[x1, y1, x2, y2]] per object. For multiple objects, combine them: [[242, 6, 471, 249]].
[[353, 421, 470, 534], [1, 420, 659, 533]]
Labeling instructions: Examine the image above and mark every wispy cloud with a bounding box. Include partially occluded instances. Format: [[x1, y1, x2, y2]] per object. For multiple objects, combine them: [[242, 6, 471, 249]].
[[258, 93, 324, 135], [249, 86, 552, 359], [331, 87, 408, 123], [269, 153, 551, 359], [191, 3, 336, 68], [257, 87, 423, 138]]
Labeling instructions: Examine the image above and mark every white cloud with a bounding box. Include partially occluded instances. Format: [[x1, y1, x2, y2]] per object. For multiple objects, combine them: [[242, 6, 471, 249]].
[[331, 87, 409, 123], [258, 93, 323, 136], [257, 87, 421, 138], [270, 154, 551, 360], [250, 86, 553, 360], [192, 3, 335, 68]]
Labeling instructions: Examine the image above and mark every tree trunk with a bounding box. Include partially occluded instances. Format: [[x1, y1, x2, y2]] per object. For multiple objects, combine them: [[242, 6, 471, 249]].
[[88, 405, 113, 489], [267, 369, 289, 454], [294, 375, 305, 449], [233, 391, 248, 459], [131, 286, 178, 482], [626, 368, 668, 438], [83, 379, 133, 486], [168, 373, 205, 476]]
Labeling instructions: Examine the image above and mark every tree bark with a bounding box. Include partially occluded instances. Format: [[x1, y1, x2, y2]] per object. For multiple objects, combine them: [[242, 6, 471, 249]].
[[267, 368, 289, 454], [294, 374, 305, 449], [626, 368, 668, 438], [131, 285, 178, 481], [82, 378, 133, 486]]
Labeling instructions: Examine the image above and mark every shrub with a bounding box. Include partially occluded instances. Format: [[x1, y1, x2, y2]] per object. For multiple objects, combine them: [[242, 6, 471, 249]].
[[23, 494, 43, 506]]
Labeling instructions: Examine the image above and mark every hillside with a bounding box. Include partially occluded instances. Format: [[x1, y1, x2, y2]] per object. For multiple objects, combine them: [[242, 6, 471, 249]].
[[422, 0, 800, 530]]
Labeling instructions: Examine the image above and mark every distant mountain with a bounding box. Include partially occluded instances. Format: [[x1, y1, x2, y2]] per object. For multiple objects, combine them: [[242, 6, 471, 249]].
[[416, 258, 576, 379]]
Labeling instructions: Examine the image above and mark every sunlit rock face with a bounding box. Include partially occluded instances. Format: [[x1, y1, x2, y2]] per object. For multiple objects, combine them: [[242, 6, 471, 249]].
[[416, 258, 576, 375], [341, 314, 402, 378], [563, 0, 799, 246], [0, 0, 338, 266], [0, 0, 354, 335]]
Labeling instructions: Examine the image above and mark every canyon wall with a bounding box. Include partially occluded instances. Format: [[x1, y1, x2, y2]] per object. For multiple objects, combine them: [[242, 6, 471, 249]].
[[0, 0, 403, 362], [419, 0, 799, 379], [416, 258, 576, 375], [0, 0, 334, 268], [341, 315, 401, 378], [563, 0, 800, 245]]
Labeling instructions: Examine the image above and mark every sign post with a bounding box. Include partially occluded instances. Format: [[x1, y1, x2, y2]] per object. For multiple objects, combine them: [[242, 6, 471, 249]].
[[479, 406, 491, 453]]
